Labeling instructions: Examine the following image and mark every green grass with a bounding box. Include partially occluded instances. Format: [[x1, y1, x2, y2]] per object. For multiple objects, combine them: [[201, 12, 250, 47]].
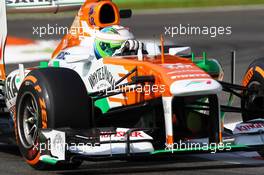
[[113, 0, 264, 9]]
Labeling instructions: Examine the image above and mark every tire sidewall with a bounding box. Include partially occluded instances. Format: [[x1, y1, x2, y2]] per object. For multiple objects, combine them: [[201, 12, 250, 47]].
[[15, 75, 49, 168], [15, 68, 91, 169]]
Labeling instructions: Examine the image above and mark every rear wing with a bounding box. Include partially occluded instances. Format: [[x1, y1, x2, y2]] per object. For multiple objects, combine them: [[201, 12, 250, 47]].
[[0, 0, 86, 80]]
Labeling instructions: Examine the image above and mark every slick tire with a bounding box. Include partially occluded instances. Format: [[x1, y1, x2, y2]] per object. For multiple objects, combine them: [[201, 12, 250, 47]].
[[241, 57, 264, 122], [15, 68, 92, 170]]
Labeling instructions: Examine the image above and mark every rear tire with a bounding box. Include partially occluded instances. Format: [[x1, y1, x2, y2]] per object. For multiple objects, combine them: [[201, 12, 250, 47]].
[[241, 58, 264, 122], [15, 68, 92, 170]]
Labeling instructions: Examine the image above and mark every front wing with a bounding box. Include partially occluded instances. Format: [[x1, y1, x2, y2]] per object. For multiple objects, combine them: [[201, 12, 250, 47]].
[[37, 124, 264, 165]]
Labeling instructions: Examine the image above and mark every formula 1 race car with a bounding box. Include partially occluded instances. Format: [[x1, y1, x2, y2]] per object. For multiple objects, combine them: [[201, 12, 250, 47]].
[[1, 0, 264, 170]]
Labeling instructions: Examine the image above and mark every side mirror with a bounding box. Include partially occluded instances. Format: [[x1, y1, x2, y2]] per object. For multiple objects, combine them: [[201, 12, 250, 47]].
[[119, 9, 132, 18]]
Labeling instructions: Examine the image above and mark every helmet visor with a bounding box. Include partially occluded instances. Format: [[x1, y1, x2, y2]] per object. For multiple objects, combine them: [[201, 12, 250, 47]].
[[95, 39, 122, 58]]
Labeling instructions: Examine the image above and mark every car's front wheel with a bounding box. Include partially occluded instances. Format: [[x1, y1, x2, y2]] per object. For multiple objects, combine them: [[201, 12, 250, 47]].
[[15, 67, 92, 170], [241, 58, 264, 122]]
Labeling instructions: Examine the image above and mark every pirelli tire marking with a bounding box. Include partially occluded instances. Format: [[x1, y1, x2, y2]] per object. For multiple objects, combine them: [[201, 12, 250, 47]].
[[255, 66, 264, 79], [243, 67, 254, 87], [15, 75, 47, 166], [243, 66, 264, 87]]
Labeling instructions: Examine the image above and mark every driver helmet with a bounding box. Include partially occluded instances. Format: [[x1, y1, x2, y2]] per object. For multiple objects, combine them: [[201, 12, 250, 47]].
[[94, 25, 134, 59]]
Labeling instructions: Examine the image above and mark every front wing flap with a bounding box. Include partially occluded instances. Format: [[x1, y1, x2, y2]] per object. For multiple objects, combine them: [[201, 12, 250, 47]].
[[38, 127, 154, 164]]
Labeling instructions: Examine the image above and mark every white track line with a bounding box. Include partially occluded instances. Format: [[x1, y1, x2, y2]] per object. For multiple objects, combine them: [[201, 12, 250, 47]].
[[5, 40, 58, 64]]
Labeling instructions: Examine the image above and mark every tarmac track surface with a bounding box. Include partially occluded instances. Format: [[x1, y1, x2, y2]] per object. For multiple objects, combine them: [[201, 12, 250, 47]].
[[3, 7, 264, 175]]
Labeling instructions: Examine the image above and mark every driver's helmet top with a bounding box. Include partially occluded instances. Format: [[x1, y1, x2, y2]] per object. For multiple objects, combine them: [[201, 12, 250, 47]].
[[94, 25, 134, 59]]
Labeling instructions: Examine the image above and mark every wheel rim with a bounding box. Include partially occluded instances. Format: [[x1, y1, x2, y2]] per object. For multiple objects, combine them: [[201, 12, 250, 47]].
[[245, 81, 264, 113], [17, 92, 39, 149]]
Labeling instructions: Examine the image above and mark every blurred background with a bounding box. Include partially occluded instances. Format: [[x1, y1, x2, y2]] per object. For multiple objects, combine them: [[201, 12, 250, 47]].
[[6, 0, 264, 83]]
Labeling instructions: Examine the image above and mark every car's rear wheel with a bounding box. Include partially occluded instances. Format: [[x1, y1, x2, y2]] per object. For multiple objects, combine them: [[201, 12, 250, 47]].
[[241, 57, 264, 122], [15, 67, 92, 170]]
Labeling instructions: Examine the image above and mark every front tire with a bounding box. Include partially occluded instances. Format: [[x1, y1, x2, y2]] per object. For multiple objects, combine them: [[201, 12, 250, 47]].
[[15, 68, 92, 170], [242, 58, 264, 122]]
